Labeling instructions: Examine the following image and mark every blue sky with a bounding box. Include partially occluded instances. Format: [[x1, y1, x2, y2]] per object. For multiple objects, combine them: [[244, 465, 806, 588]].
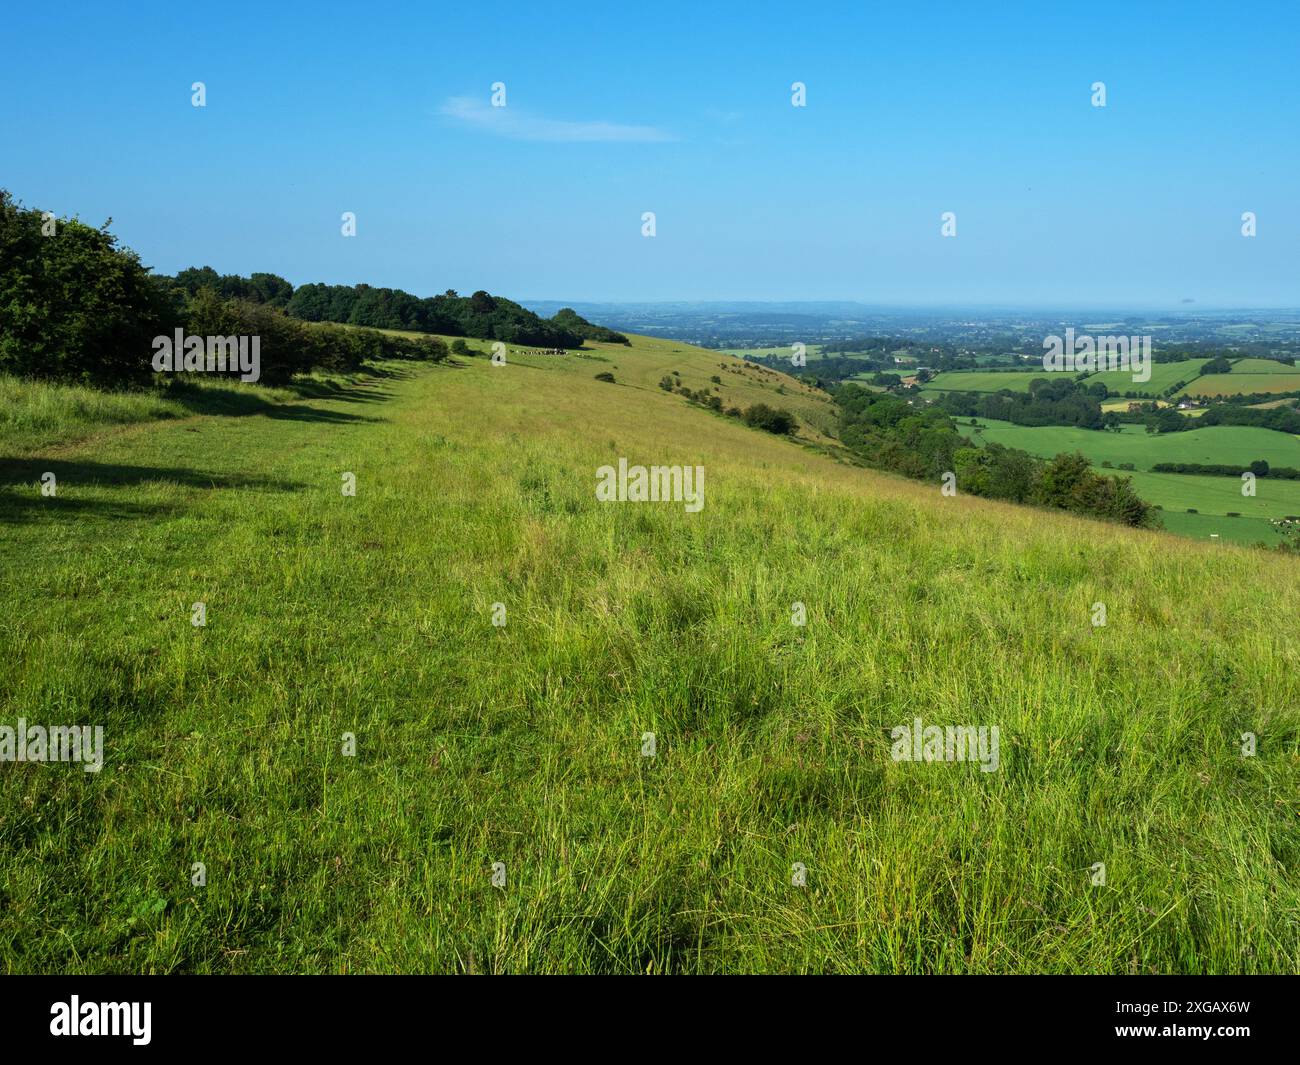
[[4, 1, 1298, 307]]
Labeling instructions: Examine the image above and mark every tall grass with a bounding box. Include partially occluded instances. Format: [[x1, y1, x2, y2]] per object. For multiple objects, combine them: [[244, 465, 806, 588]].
[[0, 372, 359, 454], [0, 340, 1297, 973], [0, 375, 184, 452]]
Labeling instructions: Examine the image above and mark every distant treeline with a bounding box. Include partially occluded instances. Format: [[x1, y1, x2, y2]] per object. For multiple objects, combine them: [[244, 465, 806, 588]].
[[0, 189, 626, 387], [1130, 403, 1300, 436], [1152, 460, 1300, 479], [1152, 345, 1297, 365], [172, 267, 628, 348], [836, 385, 1157, 528], [0, 192, 438, 384]]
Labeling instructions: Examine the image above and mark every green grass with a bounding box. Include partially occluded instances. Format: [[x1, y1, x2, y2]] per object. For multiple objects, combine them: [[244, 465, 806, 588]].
[[923, 370, 1072, 394], [1117, 469, 1300, 540], [957, 419, 1300, 471], [0, 375, 186, 453], [925, 359, 1299, 401], [1225, 359, 1300, 375], [929, 359, 1207, 399], [0, 372, 352, 455], [1156, 509, 1279, 546], [957, 419, 1300, 542], [2, 337, 1299, 974], [1181, 360, 1300, 399], [1084, 359, 1209, 398]]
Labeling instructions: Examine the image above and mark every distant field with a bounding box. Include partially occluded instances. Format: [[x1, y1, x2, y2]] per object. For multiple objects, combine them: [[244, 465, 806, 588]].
[[1084, 359, 1209, 398], [1226, 358, 1300, 375], [1179, 360, 1300, 399], [1157, 509, 1279, 546], [923, 370, 1076, 394], [956, 418, 1300, 543], [922, 358, 1300, 401], [1120, 469, 1300, 531], [1181, 374, 1300, 398], [956, 419, 1300, 471], [929, 360, 1205, 398]]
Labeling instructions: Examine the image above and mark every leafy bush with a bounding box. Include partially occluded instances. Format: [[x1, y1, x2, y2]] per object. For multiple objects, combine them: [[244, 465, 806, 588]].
[[742, 403, 797, 435], [0, 190, 176, 384], [282, 282, 583, 347], [835, 385, 1158, 529], [551, 307, 629, 345], [181, 289, 445, 384]]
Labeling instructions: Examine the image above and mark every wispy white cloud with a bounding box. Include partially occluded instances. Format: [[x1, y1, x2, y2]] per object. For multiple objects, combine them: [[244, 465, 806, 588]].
[[439, 96, 675, 143], [703, 107, 743, 123]]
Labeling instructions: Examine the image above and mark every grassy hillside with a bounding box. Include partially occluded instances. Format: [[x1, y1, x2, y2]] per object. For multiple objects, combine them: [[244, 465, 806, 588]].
[[2, 335, 1298, 974], [475, 333, 841, 443]]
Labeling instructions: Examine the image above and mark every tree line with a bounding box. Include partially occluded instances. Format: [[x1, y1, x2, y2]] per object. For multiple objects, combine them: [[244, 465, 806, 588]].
[[1, 189, 628, 387], [835, 385, 1157, 528], [931, 378, 1108, 429], [170, 273, 627, 348], [0, 191, 445, 385], [1152, 460, 1300, 480]]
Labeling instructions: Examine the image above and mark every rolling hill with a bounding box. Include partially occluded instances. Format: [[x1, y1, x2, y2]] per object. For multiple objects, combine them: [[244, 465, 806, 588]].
[[2, 333, 1298, 974]]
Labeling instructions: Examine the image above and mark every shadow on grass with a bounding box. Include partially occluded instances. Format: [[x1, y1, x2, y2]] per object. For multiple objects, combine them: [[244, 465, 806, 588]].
[[0, 460, 304, 523], [0, 458, 304, 493], [161, 384, 385, 423], [0, 489, 178, 525]]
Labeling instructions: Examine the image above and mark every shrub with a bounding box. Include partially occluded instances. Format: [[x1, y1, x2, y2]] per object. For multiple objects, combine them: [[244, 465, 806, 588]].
[[0, 189, 177, 384], [742, 403, 797, 435], [594, 371, 616, 383]]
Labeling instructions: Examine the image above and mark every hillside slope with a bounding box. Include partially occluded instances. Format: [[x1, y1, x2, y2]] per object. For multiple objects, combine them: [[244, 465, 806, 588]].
[[1, 334, 1298, 974]]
